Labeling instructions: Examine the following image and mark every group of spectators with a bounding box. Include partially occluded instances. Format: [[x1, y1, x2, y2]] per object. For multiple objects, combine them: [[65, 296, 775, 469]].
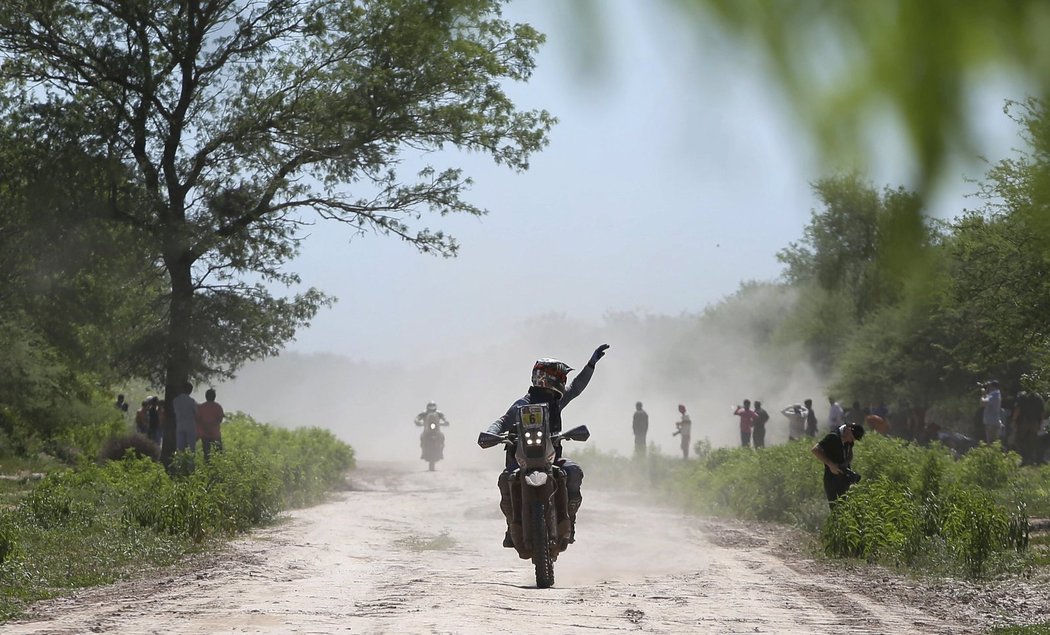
[[975, 380, 1048, 465], [624, 384, 1049, 511], [629, 396, 890, 460], [731, 396, 885, 449], [629, 397, 868, 508], [116, 383, 226, 460]]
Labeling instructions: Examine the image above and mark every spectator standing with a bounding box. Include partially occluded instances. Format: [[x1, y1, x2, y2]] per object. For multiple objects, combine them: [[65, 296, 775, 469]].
[[828, 397, 844, 432], [1013, 390, 1045, 465], [908, 404, 928, 440], [673, 404, 692, 460], [844, 401, 864, 425], [734, 400, 758, 448], [812, 422, 865, 509], [146, 396, 163, 445], [752, 401, 770, 448], [114, 393, 132, 429], [632, 401, 649, 458], [172, 382, 199, 453], [1002, 391, 1017, 446], [781, 403, 806, 441], [134, 399, 150, 436], [892, 400, 913, 441], [197, 388, 226, 461], [981, 380, 1003, 444], [803, 398, 818, 437], [871, 402, 889, 420]]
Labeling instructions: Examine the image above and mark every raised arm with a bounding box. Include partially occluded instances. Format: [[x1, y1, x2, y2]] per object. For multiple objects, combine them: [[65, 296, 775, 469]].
[[560, 344, 609, 409]]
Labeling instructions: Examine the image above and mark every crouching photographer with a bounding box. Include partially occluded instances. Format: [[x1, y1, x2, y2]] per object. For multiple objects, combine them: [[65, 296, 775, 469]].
[[811, 422, 865, 509]]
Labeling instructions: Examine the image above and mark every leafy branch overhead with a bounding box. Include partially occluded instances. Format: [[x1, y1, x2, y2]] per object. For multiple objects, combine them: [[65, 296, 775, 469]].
[[0, 0, 553, 396], [0, 0, 552, 257]]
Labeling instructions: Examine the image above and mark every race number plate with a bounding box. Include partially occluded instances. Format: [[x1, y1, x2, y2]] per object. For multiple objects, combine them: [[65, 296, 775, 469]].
[[518, 404, 547, 429]]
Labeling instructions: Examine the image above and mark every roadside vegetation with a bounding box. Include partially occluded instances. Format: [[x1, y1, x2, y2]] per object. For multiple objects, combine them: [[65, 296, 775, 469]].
[[581, 436, 1041, 581], [0, 413, 354, 622]]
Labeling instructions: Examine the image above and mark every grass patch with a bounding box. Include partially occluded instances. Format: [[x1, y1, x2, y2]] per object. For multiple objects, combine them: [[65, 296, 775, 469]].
[[1028, 533, 1050, 566], [990, 625, 1050, 635], [395, 531, 457, 552]]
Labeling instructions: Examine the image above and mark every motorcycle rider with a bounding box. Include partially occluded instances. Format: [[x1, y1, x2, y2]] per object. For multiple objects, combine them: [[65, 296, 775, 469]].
[[481, 344, 610, 547], [414, 401, 449, 459]]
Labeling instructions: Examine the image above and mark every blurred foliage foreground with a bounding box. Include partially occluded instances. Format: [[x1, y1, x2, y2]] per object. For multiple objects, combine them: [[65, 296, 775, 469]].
[[0, 413, 354, 622], [579, 435, 1040, 580]]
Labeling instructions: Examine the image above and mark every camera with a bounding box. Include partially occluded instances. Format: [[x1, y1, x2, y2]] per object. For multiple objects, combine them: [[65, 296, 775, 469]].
[[840, 466, 862, 484]]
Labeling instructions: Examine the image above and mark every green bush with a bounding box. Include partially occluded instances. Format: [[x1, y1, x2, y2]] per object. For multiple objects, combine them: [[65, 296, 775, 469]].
[[0, 413, 354, 621], [955, 442, 1021, 490], [821, 477, 925, 566], [584, 432, 1041, 580], [99, 433, 159, 462], [940, 486, 1028, 578], [0, 511, 16, 564]]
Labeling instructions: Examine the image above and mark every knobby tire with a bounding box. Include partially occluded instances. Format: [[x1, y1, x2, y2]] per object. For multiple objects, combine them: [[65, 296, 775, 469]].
[[531, 500, 554, 588]]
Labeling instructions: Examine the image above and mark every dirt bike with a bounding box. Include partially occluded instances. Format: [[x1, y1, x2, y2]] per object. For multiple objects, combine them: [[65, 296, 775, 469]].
[[416, 412, 448, 471], [478, 404, 590, 589]]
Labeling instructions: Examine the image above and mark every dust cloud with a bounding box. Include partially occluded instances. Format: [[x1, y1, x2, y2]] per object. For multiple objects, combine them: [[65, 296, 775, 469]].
[[215, 282, 828, 469]]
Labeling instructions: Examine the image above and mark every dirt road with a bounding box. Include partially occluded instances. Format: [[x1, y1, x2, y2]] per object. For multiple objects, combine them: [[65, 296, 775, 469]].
[[4, 462, 998, 634]]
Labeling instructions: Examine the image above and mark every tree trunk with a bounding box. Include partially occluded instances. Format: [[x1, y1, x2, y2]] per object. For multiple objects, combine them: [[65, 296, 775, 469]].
[[160, 253, 194, 467]]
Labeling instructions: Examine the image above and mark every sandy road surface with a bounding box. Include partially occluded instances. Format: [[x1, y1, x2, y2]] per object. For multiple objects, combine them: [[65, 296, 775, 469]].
[[5, 462, 987, 634]]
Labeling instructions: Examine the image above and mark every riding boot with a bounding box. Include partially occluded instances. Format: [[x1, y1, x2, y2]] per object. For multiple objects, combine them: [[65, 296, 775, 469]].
[[498, 474, 515, 548], [567, 497, 582, 544]]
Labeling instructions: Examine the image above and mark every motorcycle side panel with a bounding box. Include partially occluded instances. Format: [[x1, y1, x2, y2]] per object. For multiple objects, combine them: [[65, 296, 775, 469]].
[[553, 468, 571, 547], [508, 472, 528, 559]]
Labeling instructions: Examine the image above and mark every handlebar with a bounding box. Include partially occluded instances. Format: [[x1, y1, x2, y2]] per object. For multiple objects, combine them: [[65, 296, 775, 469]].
[[477, 425, 590, 449]]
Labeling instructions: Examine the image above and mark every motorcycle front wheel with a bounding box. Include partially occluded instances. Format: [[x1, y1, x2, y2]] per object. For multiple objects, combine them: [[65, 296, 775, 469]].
[[530, 500, 554, 588]]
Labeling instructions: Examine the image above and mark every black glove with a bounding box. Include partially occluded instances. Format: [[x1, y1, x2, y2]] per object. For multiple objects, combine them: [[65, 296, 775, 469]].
[[588, 343, 610, 367]]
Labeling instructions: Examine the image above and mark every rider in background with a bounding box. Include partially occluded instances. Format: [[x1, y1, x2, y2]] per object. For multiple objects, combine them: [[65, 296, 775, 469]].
[[482, 344, 610, 547], [414, 401, 449, 458]]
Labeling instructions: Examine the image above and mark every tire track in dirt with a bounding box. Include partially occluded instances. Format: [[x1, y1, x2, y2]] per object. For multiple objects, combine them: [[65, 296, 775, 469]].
[[4, 461, 981, 634]]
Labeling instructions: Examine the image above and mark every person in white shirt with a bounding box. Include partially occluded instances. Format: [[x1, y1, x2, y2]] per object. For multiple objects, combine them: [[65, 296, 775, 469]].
[[828, 397, 844, 432], [172, 381, 199, 453], [981, 380, 1003, 444]]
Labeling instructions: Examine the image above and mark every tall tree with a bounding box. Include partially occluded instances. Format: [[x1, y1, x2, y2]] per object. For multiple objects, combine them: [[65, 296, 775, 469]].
[[826, 101, 1050, 417], [775, 174, 930, 374], [0, 0, 553, 462]]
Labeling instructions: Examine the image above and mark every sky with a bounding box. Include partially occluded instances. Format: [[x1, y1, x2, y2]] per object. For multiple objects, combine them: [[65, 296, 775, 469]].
[[280, 2, 823, 363], [276, 2, 1019, 365], [215, 1, 1028, 460]]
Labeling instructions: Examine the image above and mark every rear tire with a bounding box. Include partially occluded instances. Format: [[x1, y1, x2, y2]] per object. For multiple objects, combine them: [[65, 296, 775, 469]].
[[530, 500, 554, 588]]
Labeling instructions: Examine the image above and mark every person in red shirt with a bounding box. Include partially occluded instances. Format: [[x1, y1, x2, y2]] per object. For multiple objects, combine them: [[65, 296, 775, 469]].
[[734, 400, 759, 448], [196, 388, 226, 461]]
